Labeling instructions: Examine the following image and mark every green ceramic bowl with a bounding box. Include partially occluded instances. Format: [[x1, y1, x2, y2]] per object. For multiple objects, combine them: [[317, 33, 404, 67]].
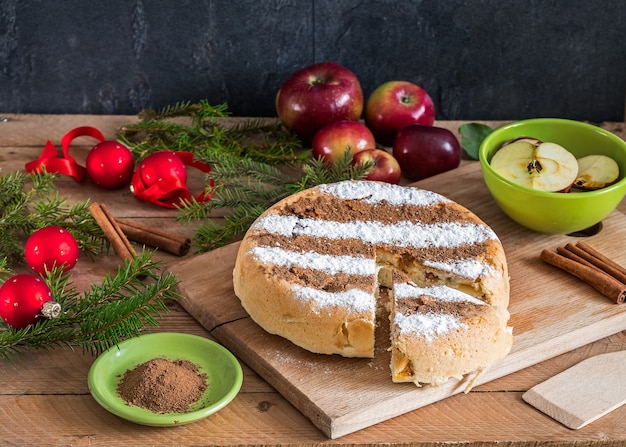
[[88, 332, 243, 426], [479, 118, 626, 234]]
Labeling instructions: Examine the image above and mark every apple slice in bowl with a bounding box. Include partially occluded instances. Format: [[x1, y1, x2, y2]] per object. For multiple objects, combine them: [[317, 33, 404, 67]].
[[490, 139, 578, 192], [574, 155, 620, 190]]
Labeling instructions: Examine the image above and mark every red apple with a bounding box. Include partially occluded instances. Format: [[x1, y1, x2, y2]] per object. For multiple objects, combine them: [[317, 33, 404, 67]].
[[351, 149, 402, 184], [276, 62, 363, 142], [311, 120, 376, 165], [393, 124, 461, 181], [365, 81, 435, 146]]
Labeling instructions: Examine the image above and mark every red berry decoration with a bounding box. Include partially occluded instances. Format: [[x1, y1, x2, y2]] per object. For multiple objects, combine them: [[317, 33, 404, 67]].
[[86, 141, 135, 189], [0, 274, 60, 329], [24, 226, 80, 275], [131, 151, 191, 208]]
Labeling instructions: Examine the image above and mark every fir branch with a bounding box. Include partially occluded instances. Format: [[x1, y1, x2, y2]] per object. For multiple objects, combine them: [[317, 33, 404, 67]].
[[200, 151, 290, 187], [0, 251, 180, 362], [28, 169, 58, 192], [1, 171, 106, 262], [184, 151, 373, 253], [193, 204, 268, 251], [140, 100, 230, 123], [119, 100, 303, 165], [212, 182, 290, 208], [225, 117, 277, 134], [118, 100, 376, 253], [0, 258, 10, 282], [117, 120, 195, 159], [289, 150, 374, 193], [175, 151, 296, 228]]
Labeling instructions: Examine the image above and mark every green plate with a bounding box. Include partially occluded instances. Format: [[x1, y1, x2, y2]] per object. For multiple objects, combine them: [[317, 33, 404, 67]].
[[88, 332, 243, 426]]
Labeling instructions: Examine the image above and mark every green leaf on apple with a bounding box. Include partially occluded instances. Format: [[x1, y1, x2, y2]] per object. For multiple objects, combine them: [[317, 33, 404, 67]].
[[458, 123, 494, 160]]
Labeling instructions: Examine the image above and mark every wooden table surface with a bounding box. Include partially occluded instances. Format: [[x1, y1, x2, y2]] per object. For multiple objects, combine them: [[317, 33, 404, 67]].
[[1, 113, 625, 446]]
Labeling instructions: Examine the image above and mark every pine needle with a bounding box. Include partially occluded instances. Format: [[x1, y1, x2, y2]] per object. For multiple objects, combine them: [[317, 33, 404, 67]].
[[0, 251, 179, 362], [118, 100, 376, 253], [0, 171, 108, 263]]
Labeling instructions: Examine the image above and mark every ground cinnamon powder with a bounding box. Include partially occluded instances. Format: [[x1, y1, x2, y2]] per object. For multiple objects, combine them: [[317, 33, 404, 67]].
[[117, 357, 208, 413]]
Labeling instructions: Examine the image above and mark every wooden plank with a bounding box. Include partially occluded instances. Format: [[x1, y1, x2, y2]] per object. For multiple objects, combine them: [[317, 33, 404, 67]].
[[522, 350, 626, 429], [0, 114, 138, 146], [167, 162, 626, 438], [2, 390, 625, 446], [3, 115, 626, 445]]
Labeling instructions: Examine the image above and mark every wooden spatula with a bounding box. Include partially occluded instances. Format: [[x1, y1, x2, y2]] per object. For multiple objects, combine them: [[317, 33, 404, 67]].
[[522, 350, 626, 429]]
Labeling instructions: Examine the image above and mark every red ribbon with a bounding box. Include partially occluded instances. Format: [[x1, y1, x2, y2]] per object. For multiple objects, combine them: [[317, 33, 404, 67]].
[[26, 126, 213, 209], [25, 126, 105, 181], [131, 151, 213, 209]]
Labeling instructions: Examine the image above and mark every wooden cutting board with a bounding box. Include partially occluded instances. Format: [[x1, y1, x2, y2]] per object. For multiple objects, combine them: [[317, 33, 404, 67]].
[[166, 162, 626, 439]]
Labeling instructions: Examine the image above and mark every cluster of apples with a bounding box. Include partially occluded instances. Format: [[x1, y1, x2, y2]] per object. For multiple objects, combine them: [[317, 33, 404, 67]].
[[275, 62, 461, 184], [490, 137, 619, 192]]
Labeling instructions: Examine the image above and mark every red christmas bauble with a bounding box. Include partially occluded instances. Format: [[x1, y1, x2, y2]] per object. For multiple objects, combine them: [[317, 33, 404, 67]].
[[86, 141, 135, 189], [131, 151, 191, 208], [0, 274, 58, 329], [137, 151, 188, 184], [24, 226, 80, 275]]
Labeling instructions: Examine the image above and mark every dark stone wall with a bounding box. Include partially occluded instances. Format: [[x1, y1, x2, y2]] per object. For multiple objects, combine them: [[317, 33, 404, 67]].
[[1, 0, 625, 121]]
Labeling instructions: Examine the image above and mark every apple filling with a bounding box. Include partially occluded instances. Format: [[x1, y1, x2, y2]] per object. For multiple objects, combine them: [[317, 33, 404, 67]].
[[374, 253, 510, 390]]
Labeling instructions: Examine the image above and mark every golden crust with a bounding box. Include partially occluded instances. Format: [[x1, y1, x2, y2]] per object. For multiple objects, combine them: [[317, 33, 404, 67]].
[[388, 271, 513, 387], [390, 320, 514, 386], [232, 180, 513, 384], [233, 236, 376, 357]]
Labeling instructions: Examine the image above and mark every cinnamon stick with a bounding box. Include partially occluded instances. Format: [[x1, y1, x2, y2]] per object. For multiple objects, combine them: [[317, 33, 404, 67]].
[[89, 202, 136, 263], [561, 243, 626, 283], [116, 218, 191, 256], [575, 241, 626, 285], [540, 249, 626, 304], [556, 245, 597, 270]]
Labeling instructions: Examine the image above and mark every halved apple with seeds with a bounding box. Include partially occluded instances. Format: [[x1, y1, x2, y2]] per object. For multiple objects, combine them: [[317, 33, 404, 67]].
[[490, 139, 579, 192], [574, 155, 620, 190]]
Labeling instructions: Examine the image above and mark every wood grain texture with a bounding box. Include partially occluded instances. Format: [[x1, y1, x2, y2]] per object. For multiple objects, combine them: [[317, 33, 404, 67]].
[[2, 115, 626, 446], [167, 162, 626, 438], [523, 350, 626, 429]]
